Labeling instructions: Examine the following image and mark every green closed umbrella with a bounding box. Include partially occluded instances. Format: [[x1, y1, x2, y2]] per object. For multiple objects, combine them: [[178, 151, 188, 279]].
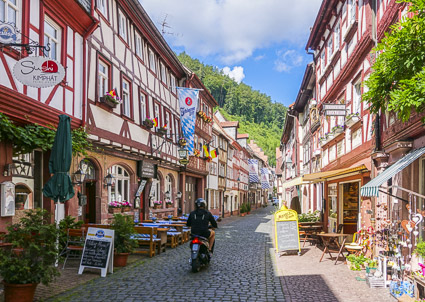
[[42, 115, 75, 203]]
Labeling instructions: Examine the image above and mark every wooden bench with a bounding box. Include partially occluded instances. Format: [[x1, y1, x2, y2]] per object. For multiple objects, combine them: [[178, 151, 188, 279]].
[[132, 227, 164, 257]]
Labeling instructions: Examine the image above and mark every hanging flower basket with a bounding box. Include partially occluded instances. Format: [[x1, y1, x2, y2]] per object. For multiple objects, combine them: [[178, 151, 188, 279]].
[[178, 137, 187, 147], [143, 118, 154, 128], [157, 127, 167, 137], [194, 149, 201, 157], [206, 156, 212, 162]]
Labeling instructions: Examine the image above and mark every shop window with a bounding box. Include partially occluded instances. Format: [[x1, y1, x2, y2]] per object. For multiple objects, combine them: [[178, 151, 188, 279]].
[[342, 182, 359, 234], [0, 0, 20, 29], [44, 16, 61, 61], [107, 165, 130, 204]]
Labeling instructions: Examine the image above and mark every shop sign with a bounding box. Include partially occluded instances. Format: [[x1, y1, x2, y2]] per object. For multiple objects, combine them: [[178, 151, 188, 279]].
[[325, 110, 347, 116], [13, 57, 66, 88], [323, 104, 346, 111], [0, 23, 17, 44], [135, 179, 147, 197], [137, 161, 156, 179], [179, 158, 189, 165]]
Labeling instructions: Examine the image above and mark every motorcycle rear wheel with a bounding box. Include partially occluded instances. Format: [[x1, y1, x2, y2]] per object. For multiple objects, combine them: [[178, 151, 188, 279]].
[[191, 257, 201, 273]]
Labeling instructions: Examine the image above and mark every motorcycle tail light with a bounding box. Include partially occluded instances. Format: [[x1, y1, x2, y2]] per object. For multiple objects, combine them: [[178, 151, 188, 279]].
[[192, 237, 201, 244]]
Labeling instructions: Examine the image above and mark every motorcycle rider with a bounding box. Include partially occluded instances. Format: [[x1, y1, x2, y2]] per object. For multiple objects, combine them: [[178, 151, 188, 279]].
[[186, 198, 218, 254]]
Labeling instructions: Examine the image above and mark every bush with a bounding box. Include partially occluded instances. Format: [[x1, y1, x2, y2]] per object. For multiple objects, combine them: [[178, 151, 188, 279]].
[[110, 214, 138, 254], [298, 210, 321, 222], [414, 240, 425, 258], [240, 203, 246, 214]]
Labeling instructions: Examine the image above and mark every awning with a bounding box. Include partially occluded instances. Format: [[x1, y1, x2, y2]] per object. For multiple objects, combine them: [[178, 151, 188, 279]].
[[361, 146, 425, 197], [303, 165, 368, 182], [281, 176, 304, 189]]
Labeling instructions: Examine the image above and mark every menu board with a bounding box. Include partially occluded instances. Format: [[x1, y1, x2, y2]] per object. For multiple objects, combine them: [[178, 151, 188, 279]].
[[274, 207, 301, 254], [78, 228, 114, 277]]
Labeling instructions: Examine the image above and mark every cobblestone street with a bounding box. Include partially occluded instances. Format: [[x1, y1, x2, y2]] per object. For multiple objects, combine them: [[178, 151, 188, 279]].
[[49, 206, 284, 302]]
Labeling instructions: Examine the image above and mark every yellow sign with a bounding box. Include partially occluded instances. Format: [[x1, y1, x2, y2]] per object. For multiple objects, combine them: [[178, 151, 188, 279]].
[[274, 207, 301, 254]]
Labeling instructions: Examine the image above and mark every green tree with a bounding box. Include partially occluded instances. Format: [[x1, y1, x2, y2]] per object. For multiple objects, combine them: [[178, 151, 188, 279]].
[[363, 0, 425, 122]]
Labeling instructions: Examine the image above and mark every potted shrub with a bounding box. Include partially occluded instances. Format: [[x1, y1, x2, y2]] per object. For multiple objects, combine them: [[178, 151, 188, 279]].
[[153, 200, 162, 209], [0, 209, 60, 302], [240, 203, 247, 216], [143, 118, 154, 128], [246, 203, 251, 214], [110, 214, 137, 267], [108, 201, 122, 214], [165, 200, 174, 208]]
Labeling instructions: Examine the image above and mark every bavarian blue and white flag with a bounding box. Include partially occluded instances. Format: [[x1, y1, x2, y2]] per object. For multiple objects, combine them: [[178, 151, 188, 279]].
[[248, 159, 259, 183], [261, 168, 270, 189], [177, 87, 200, 155]]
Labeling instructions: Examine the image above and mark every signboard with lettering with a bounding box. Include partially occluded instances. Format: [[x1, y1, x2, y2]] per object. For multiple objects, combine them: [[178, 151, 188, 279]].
[[323, 104, 346, 111], [13, 57, 66, 88], [274, 206, 301, 254], [324, 110, 347, 116], [137, 160, 156, 179], [0, 23, 17, 44], [135, 179, 147, 197], [78, 227, 114, 277]]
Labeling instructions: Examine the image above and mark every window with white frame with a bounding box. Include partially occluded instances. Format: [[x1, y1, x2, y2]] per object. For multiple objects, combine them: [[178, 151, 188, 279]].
[[118, 10, 127, 41], [211, 135, 217, 148], [165, 175, 172, 201], [140, 91, 147, 123], [135, 31, 143, 59], [122, 78, 130, 117], [154, 102, 160, 123], [151, 179, 160, 204], [170, 74, 176, 94], [96, 0, 107, 16], [210, 162, 217, 175], [98, 60, 109, 98], [165, 110, 171, 138], [44, 17, 61, 61], [0, 0, 20, 28], [352, 127, 362, 148], [353, 82, 362, 114], [349, 0, 356, 23], [160, 62, 167, 84], [327, 37, 333, 60], [323, 148, 328, 167], [174, 118, 179, 142], [337, 140, 344, 157], [148, 48, 156, 73], [108, 165, 130, 203], [334, 23, 340, 51], [320, 51, 325, 74]]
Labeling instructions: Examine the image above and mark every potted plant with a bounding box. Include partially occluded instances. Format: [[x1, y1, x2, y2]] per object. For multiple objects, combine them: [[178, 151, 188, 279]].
[[165, 200, 174, 208], [246, 203, 251, 214], [156, 126, 167, 137], [108, 201, 122, 214], [178, 137, 187, 147], [332, 125, 345, 134], [99, 89, 121, 109], [414, 240, 425, 263], [110, 214, 137, 267], [143, 118, 154, 128], [240, 203, 247, 217], [346, 112, 360, 127], [194, 149, 201, 157], [153, 200, 162, 209], [121, 201, 131, 212], [0, 209, 60, 302]]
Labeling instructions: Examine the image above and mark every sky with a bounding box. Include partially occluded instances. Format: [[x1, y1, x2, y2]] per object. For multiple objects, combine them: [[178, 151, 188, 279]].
[[139, 0, 322, 107]]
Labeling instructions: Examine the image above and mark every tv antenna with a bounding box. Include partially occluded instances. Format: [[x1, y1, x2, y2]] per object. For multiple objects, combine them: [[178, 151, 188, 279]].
[[160, 14, 173, 36]]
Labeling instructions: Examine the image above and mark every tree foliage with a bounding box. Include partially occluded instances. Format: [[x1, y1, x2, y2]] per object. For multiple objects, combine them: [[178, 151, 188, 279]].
[[177, 52, 287, 165], [363, 0, 425, 122]]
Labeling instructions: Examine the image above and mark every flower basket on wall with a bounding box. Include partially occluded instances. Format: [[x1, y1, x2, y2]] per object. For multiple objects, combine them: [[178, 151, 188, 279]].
[[346, 113, 361, 127], [178, 138, 187, 147], [109, 207, 121, 214], [194, 149, 201, 157], [153, 201, 162, 209], [99, 95, 118, 109], [332, 125, 345, 135], [143, 118, 154, 128], [157, 127, 167, 137]]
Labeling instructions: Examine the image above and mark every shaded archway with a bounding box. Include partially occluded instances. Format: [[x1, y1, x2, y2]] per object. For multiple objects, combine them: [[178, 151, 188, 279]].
[[290, 196, 301, 214]]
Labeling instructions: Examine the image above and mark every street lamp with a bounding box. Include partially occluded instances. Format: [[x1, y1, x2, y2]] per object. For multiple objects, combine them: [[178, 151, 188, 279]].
[[104, 173, 114, 186], [72, 168, 86, 185], [178, 148, 188, 159]]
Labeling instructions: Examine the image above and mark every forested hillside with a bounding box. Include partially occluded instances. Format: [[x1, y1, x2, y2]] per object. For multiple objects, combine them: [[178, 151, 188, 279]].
[[177, 52, 287, 166]]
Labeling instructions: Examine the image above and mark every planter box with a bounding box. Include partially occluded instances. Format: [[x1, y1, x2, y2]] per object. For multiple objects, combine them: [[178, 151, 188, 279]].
[[122, 207, 131, 212], [332, 128, 344, 135], [166, 204, 173, 208], [109, 207, 121, 214], [345, 115, 360, 127], [143, 120, 153, 128], [99, 96, 118, 109], [153, 204, 162, 209], [156, 129, 167, 137]]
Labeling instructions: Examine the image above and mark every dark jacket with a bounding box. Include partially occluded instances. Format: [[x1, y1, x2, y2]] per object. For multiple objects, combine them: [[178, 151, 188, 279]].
[[186, 208, 217, 236]]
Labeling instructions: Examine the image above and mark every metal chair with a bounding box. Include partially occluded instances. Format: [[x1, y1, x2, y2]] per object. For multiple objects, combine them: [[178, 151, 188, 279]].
[[337, 224, 344, 233], [61, 228, 86, 269]]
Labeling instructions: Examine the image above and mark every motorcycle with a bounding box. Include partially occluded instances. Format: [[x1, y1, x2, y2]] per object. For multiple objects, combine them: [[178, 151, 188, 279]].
[[189, 233, 214, 273]]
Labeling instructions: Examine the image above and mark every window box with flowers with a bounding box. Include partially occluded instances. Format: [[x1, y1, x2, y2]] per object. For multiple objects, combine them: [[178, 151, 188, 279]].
[[121, 201, 131, 212], [319, 136, 328, 147], [153, 200, 162, 209], [143, 118, 154, 129], [332, 125, 345, 135], [108, 201, 122, 214], [165, 200, 174, 208], [156, 127, 167, 137], [346, 112, 361, 127], [194, 149, 201, 157], [100, 89, 121, 109]]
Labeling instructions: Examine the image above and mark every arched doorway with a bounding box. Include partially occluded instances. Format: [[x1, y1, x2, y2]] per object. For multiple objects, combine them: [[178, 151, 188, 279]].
[[81, 159, 97, 223]]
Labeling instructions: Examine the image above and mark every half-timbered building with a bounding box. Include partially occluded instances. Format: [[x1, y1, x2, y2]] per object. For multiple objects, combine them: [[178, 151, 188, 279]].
[[0, 0, 97, 229], [83, 0, 187, 223]]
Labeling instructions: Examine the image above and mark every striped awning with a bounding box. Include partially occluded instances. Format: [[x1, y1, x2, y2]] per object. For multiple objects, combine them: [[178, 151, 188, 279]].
[[281, 176, 305, 189], [303, 165, 368, 182], [361, 146, 425, 197]]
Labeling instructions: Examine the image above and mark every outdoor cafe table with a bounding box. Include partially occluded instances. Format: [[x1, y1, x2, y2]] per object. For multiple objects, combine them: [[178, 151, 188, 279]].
[[317, 233, 349, 265], [298, 225, 322, 247]]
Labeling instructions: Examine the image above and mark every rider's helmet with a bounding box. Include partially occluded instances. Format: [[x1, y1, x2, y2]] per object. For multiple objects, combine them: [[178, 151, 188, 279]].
[[195, 198, 207, 209]]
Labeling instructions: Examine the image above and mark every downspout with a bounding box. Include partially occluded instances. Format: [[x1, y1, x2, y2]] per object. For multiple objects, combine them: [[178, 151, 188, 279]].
[[372, 0, 380, 152], [82, 3, 100, 127]]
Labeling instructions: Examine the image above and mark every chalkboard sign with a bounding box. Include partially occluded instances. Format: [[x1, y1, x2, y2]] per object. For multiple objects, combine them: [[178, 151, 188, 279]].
[[276, 221, 299, 251], [81, 240, 111, 268], [274, 207, 301, 254], [78, 228, 114, 277]]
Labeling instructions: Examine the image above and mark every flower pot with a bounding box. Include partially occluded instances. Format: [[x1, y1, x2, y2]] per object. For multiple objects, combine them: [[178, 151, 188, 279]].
[[240, 213, 246, 217], [109, 207, 121, 214], [153, 204, 161, 209], [143, 120, 153, 128], [166, 204, 173, 208], [113, 253, 130, 267], [121, 206, 131, 213], [99, 96, 118, 109], [4, 282, 38, 302]]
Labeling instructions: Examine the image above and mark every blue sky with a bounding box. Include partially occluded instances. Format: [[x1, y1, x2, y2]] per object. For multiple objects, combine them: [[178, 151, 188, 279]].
[[139, 0, 322, 107]]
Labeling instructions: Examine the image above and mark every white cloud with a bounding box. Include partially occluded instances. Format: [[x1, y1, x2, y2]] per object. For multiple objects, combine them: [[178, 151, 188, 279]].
[[139, 0, 321, 64], [274, 49, 304, 72], [222, 66, 245, 83], [254, 55, 265, 61]]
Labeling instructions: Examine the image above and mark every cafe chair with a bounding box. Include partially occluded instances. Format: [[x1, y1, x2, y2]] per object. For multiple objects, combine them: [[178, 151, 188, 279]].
[[337, 224, 344, 234], [344, 232, 364, 256], [61, 228, 86, 269]]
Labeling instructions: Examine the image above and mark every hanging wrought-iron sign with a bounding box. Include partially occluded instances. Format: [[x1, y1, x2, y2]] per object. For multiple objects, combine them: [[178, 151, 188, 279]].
[[0, 23, 17, 44], [13, 57, 65, 88]]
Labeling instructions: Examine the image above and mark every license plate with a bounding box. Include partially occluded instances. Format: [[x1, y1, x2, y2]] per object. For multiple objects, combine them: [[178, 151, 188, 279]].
[[192, 244, 199, 251]]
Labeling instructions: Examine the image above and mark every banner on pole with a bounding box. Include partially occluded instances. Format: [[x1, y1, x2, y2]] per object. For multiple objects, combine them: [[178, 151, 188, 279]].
[[248, 159, 259, 183], [177, 87, 200, 155], [261, 168, 270, 189]]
